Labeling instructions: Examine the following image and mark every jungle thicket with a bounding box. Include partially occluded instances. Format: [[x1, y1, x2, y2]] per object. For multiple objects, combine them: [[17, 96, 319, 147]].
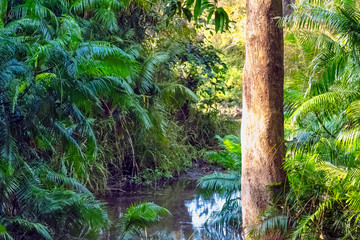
[[3, 0, 360, 239], [0, 0, 239, 238], [198, 0, 360, 239]]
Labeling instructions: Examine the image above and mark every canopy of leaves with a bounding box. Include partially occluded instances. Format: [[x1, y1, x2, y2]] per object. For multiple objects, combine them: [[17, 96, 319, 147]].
[[0, 0, 232, 238]]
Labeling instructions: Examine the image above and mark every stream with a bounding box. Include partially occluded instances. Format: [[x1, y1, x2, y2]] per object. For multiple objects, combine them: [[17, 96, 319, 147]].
[[105, 179, 242, 240]]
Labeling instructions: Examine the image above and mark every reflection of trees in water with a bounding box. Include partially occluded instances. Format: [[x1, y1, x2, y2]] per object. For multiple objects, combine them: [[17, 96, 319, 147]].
[[105, 180, 241, 239], [185, 193, 242, 240]]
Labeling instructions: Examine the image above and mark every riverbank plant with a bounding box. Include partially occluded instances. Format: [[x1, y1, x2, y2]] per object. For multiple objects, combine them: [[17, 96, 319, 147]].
[[195, 1, 360, 238], [197, 135, 242, 236], [110, 202, 171, 240], [0, 0, 237, 237], [250, 0, 360, 239]]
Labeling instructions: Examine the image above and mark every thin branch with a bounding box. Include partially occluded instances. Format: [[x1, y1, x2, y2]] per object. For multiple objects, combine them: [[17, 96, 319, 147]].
[[35, 65, 56, 76], [315, 112, 336, 138]]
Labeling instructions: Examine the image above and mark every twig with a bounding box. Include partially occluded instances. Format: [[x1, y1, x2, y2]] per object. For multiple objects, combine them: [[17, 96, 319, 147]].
[[315, 112, 336, 138]]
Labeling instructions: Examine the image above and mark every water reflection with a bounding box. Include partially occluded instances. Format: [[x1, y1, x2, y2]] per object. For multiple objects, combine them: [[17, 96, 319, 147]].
[[186, 194, 226, 228], [105, 180, 241, 240]]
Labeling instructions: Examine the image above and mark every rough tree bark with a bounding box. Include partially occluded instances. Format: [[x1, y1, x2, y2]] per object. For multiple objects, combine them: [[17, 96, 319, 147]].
[[283, 0, 295, 16], [241, 0, 286, 238]]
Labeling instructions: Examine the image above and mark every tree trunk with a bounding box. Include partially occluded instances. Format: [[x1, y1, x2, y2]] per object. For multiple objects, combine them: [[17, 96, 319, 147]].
[[241, 0, 286, 238], [283, 0, 295, 16]]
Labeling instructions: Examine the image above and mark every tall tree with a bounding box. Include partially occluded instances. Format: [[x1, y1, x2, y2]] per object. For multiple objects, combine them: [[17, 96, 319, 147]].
[[241, 0, 286, 237]]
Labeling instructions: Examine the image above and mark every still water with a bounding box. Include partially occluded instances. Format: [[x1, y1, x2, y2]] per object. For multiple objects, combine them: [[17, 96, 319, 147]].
[[105, 180, 241, 240]]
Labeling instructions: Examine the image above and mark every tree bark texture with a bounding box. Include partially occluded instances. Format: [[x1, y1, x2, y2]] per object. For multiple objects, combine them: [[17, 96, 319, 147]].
[[283, 0, 295, 16], [241, 0, 286, 238]]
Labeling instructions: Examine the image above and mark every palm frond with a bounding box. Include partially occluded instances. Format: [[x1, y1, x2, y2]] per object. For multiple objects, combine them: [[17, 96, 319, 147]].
[[197, 172, 240, 194]]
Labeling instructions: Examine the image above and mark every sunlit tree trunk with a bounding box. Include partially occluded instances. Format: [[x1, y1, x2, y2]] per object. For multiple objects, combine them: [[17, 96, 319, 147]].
[[283, 0, 295, 16], [241, 0, 286, 238]]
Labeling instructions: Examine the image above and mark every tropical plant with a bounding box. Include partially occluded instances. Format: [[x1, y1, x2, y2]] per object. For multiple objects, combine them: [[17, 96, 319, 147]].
[[164, 0, 231, 33], [207, 1, 360, 239], [197, 135, 241, 234], [283, 0, 360, 148], [0, 0, 236, 237], [250, 0, 360, 239], [110, 202, 172, 240]]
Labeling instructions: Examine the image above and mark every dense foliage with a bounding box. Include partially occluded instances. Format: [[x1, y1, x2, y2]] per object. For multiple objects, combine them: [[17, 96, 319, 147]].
[[248, 0, 360, 239], [197, 0, 360, 239], [197, 135, 241, 237], [4, 0, 360, 239], [0, 0, 237, 238]]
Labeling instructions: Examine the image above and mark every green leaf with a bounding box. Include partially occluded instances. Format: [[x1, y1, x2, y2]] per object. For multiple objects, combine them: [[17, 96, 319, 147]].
[[214, 10, 220, 32], [122, 0, 130, 7], [219, 10, 224, 32], [177, 1, 182, 16], [0, 0, 7, 18], [201, 0, 212, 9], [183, 8, 192, 22], [206, 8, 214, 24], [224, 10, 230, 30], [119, 202, 171, 232], [186, 0, 195, 8], [194, 0, 202, 21]]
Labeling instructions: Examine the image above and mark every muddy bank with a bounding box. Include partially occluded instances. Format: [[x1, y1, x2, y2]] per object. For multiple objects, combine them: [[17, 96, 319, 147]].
[[105, 159, 225, 195]]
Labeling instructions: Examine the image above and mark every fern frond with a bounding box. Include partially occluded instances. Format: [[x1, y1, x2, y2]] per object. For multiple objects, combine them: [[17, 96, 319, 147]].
[[197, 172, 240, 194]]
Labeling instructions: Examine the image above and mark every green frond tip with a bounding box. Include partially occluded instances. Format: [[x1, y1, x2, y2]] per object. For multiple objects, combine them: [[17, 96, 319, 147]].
[[8, 218, 52, 240], [117, 202, 171, 234], [291, 90, 357, 123], [249, 215, 294, 240], [44, 170, 92, 195], [197, 172, 240, 194], [161, 83, 199, 104], [0, 225, 6, 234], [207, 135, 241, 170]]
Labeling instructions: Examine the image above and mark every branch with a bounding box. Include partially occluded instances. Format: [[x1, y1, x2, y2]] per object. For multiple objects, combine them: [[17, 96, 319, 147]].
[[35, 65, 56, 76], [315, 112, 336, 138]]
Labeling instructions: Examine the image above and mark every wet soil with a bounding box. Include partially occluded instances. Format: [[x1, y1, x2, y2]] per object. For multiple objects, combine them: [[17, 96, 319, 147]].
[[105, 159, 225, 195]]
